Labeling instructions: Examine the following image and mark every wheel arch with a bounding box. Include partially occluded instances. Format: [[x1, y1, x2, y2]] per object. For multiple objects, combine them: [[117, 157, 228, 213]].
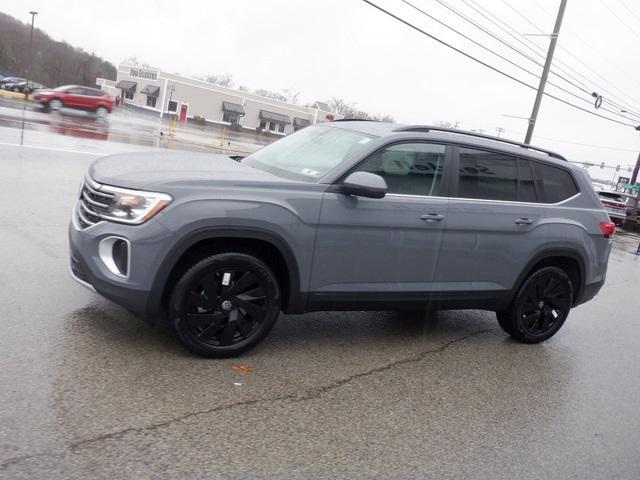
[[149, 227, 303, 320], [512, 248, 586, 307]]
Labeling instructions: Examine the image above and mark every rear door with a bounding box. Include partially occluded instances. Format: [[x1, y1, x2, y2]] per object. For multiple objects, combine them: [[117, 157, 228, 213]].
[[434, 147, 547, 293], [63, 87, 84, 107], [310, 142, 451, 297]]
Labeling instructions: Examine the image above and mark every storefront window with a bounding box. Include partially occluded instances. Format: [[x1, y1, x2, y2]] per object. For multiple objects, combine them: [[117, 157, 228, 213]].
[[269, 121, 276, 131], [124, 91, 134, 100], [146, 96, 157, 108], [259, 120, 266, 130], [223, 112, 240, 125], [168, 100, 177, 112], [278, 123, 285, 133]]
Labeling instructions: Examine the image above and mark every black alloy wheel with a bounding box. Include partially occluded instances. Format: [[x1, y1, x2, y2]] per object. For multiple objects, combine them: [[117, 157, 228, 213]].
[[171, 253, 280, 357], [497, 266, 572, 343]]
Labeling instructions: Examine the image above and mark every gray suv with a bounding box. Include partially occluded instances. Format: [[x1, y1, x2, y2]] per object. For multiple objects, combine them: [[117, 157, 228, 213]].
[[69, 121, 614, 357]]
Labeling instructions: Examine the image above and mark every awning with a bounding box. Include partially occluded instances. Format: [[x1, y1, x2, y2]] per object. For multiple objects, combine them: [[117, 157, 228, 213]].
[[140, 85, 160, 97], [115, 80, 137, 92], [293, 117, 311, 128], [222, 101, 245, 115], [259, 110, 291, 124]]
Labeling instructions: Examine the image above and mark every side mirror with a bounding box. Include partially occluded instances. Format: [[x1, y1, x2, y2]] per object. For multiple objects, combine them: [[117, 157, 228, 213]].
[[336, 171, 387, 199]]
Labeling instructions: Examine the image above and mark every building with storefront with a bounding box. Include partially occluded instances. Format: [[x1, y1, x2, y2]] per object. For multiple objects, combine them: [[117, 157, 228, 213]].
[[97, 64, 339, 134]]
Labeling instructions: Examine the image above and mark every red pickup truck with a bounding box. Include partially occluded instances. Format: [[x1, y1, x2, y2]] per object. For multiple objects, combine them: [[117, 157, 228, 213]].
[[33, 85, 114, 117]]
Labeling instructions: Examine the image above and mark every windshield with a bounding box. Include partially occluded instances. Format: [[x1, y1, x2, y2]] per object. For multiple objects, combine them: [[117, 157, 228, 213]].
[[243, 125, 376, 181]]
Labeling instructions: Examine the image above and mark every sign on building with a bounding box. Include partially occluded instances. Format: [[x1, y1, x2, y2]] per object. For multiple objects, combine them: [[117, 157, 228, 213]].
[[129, 67, 159, 81]]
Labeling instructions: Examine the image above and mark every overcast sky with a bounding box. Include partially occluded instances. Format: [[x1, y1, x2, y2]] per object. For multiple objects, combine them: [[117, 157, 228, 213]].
[[3, 0, 640, 180]]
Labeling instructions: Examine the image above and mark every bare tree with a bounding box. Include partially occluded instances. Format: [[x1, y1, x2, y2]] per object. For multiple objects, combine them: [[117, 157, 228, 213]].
[[327, 97, 394, 122], [0, 12, 116, 87], [202, 73, 234, 88]]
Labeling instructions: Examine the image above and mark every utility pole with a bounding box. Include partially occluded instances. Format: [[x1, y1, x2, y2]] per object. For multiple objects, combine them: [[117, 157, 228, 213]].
[[630, 152, 640, 185], [28, 11, 38, 78], [496, 127, 504, 137], [524, 0, 567, 144], [453, 120, 460, 129]]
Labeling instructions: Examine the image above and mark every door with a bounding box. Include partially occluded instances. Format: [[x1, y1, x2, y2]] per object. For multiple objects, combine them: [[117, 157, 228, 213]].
[[310, 142, 450, 297], [434, 147, 547, 293], [63, 87, 85, 107]]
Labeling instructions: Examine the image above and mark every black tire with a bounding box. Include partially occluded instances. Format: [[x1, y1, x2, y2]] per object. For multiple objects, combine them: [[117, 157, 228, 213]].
[[497, 266, 573, 343], [170, 253, 281, 357]]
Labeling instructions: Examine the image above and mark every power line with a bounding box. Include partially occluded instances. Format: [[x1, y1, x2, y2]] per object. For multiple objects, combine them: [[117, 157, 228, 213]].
[[406, 0, 640, 123], [598, 0, 640, 42], [462, 0, 640, 119], [615, 0, 640, 26], [527, 0, 640, 111], [458, 0, 591, 96], [361, 0, 637, 128]]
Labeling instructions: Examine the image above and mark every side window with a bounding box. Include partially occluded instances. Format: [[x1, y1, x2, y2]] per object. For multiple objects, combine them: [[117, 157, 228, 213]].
[[457, 148, 517, 201], [356, 143, 445, 196], [518, 158, 537, 203], [531, 162, 578, 203]]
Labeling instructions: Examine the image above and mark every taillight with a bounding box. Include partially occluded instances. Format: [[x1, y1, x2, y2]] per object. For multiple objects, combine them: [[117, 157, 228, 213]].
[[599, 221, 616, 238]]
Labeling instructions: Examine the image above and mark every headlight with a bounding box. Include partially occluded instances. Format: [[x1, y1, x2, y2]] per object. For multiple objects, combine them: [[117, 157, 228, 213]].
[[99, 184, 173, 225]]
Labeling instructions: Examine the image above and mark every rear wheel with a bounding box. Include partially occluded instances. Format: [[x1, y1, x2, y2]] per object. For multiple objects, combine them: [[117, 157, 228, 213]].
[[48, 99, 63, 111], [170, 253, 281, 357], [95, 106, 108, 118], [497, 266, 572, 343]]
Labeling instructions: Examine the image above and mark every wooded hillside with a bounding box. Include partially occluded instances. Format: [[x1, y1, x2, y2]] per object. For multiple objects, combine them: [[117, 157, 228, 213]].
[[0, 12, 116, 87]]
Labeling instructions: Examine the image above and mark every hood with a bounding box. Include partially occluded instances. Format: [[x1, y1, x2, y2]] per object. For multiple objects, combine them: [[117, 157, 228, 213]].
[[88, 150, 284, 190]]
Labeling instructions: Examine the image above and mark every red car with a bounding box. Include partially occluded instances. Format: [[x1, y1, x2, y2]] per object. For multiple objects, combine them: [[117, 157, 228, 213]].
[[33, 85, 114, 117]]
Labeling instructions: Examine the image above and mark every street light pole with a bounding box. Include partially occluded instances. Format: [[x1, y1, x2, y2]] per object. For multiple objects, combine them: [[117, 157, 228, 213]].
[[28, 11, 38, 79], [524, 0, 567, 144]]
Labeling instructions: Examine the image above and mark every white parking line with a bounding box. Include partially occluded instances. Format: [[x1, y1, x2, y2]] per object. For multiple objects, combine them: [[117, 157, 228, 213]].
[[0, 141, 104, 156]]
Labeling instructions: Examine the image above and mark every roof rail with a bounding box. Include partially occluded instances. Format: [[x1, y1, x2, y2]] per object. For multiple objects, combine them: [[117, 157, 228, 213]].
[[330, 118, 379, 122], [394, 125, 567, 161]]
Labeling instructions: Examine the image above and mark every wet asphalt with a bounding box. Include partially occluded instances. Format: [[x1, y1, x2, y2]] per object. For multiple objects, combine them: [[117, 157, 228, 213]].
[[1, 134, 640, 479]]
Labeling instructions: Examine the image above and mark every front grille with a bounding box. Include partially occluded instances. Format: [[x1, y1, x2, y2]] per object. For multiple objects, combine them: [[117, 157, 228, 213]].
[[75, 178, 114, 229]]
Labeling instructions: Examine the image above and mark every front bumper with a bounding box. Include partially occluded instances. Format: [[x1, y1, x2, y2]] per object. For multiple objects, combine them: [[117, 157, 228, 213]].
[[68, 209, 176, 321]]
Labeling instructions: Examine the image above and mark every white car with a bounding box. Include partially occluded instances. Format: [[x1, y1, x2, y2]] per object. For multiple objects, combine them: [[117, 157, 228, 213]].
[[596, 190, 629, 226]]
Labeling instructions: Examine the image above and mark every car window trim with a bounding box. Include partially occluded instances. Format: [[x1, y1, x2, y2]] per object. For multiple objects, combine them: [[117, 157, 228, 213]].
[[333, 140, 454, 198], [450, 144, 580, 204], [529, 158, 580, 204]]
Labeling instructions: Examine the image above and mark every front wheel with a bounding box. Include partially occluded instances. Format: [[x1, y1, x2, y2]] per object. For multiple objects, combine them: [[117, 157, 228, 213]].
[[48, 99, 63, 111], [170, 253, 281, 357], [95, 106, 108, 118], [497, 266, 573, 343]]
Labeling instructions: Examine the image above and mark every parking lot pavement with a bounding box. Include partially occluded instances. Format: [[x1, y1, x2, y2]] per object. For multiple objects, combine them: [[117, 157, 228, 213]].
[[0, 96, 267, 156], [1, 143, 639, 480]]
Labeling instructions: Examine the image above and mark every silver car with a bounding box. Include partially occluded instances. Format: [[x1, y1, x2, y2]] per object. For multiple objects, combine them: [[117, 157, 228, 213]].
[[69, 121, 614, 357]]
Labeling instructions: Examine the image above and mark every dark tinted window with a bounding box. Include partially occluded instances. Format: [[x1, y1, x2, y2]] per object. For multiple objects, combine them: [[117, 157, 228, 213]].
[[357, 143, 445, 196], [532, 162, 578, 203], [518, 158, 537, 202], [457, 148, 517, 201]]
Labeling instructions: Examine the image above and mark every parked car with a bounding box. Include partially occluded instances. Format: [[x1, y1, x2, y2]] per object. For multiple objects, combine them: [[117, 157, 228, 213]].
[[69, 122, 613, 357], [32, 85, 114, 117], [0, 76, 26, 89], [14, 81, 46, 94], [596, 190, 629, 226]]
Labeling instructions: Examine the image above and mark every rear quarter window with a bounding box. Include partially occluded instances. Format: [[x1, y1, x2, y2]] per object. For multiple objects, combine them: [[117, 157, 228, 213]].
[[531, 162, 579, 203]]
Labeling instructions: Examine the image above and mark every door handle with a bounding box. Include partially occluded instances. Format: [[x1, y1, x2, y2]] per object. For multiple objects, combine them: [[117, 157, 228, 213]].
[[515, 217, 533, 225], [420, 213, 444, 222]]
